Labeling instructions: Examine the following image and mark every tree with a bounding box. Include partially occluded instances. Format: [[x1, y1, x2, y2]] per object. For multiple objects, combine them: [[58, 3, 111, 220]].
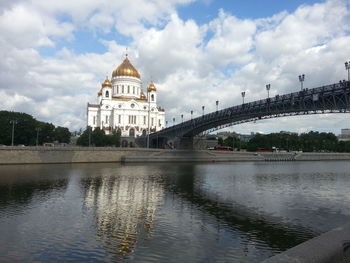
[[38, 122, 55, 144], [92, 127, 106, 146], [76, 127, 91, 146], [223, 136, 242, 150], [0, 111, 37, 145], [0, 111, 71, 146], [107, 129, 121, 147], [245, 131, 346, 152], [218, 137, 223, 146], [77, 127, 121, 147], [54, 126, 71, 143]]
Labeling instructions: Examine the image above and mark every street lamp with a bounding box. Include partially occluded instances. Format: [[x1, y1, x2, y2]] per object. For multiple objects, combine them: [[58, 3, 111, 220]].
[[191, 110, 193, 120], [147, 90, 151, 148], [10, 120, 17, 146], [216, 100, 219, 111], [266, 84, 271, 98], [298, 74, 305, 90], [173, 117, 175, 126], [166, 120, 168, 128], [181, 114, 183, 123], [202, 106, 205, 116], [345, 61, 350, 81], [88, 126, 91, 147], [241, 91, 246, 104], [35, 127, 41, 146], [231, 135, 234, 152]]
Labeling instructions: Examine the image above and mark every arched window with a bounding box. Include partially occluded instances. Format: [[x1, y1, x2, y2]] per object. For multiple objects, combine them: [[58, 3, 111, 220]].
[[129, 128, 135, 137], [105, 90, 109, 97], [151, 94, 154, 101]]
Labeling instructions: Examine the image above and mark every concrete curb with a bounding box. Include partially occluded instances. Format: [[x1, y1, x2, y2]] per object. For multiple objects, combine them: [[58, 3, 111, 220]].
[[262, 222, 350, 263]]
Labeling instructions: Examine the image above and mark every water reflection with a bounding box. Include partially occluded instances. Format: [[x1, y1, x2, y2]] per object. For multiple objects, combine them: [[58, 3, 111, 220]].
[[164, 165, 316, 252], [0, 162, 350, 262], [0, 165, 69, 214], [81, 166, 165, 261]]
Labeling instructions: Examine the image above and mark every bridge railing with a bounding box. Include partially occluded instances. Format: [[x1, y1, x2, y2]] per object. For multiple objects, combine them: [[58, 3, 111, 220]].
[[151, 81, 350, 138]]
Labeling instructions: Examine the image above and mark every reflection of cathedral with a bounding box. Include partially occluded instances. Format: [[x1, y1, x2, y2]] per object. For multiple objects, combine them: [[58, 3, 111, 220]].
[[87, 54, 166, 136], [83, 171, 164, 258]]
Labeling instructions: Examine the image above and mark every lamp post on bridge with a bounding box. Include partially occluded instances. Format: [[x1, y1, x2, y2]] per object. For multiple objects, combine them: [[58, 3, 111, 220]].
[[241, 91, 246, 104], [266, 84, 271, 98], [202, 106, 205, 116], [216, 100, 219, 112], [191, 110, 193, 120], [345, 61, 350, 81], [298, 74, 305, 90], [10, 120, 17, 146]]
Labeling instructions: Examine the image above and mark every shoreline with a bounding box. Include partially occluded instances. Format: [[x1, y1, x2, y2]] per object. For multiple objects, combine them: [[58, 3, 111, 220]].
[[1, 146, 350, 164]]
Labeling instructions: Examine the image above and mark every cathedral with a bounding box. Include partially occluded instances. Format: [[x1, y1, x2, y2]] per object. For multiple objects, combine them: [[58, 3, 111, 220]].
[[87, 55, 166, 138]]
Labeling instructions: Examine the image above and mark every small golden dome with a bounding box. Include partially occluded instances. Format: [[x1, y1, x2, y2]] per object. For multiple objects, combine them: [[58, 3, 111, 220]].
[[147, 82, 157, 92], [140, 91, 147, 99], [112, 56, 140, 79], [101, 77, 112, 88]]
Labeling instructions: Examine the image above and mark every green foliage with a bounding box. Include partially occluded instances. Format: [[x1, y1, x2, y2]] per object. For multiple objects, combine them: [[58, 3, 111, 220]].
[[222, 136, 244, 150], [91, 128, 106, 146], [0, 111, 36, 145], [54, 126, 71, 144], [218, 137, 224, 146], [76, 127, 121, 147], [38, 122, 55, 144], [108, 129, 121, 147], [76, 127, 91, 146], [0, 111, 70, 146], [245, 131, 344, 152]]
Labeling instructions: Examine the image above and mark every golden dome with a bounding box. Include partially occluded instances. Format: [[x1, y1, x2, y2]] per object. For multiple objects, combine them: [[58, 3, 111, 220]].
[[112, 56, 140, 79], [101, 76, 112, 88], [140, 91, 147, 100], [147, 82, 157, 92]]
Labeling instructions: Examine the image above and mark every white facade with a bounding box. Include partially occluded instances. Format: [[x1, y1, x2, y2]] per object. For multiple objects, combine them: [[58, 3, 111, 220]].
[[87, 56, 165, 137]]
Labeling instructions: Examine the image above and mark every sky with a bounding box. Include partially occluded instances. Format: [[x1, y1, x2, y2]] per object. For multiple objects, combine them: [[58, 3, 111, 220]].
[[1, 0, 350, 135]]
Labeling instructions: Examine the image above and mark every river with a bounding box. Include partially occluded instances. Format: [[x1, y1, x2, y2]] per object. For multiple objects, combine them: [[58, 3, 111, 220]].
[[1, 161, 350, 262]]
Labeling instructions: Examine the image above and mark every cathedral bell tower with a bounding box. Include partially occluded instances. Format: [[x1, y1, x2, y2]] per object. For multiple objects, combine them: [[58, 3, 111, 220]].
[[147, 82, 157, 103], [101, 77, 112, 101]]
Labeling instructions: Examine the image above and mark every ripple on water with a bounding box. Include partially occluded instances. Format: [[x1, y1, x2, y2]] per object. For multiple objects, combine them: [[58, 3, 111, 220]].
[[1, 162, 350, 262]]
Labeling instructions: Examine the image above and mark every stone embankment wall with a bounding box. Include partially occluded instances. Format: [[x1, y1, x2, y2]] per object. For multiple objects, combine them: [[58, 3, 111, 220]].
[[1, 147, 350, 164], [258, 152, 350, 161], [0, 146, 165, 164]]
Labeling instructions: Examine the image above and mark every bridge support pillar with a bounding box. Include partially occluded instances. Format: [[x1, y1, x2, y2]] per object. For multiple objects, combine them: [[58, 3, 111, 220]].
[[178, 137, 194, 150]]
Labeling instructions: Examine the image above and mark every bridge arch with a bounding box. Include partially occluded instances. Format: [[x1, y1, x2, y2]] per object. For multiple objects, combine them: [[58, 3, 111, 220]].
[[145, 81, 350, 148]]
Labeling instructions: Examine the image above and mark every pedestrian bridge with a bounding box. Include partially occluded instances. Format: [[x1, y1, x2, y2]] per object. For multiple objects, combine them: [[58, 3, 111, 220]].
[[140, 80, 350, 148]]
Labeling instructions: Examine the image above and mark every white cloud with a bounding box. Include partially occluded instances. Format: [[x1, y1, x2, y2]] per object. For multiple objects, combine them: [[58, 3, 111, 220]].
[[0, 0, 350, 135], [0, 4, 74, 48], [205, 9, 256, 66], [255, 0, 350, 62], [136, 13, 205, 81]]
